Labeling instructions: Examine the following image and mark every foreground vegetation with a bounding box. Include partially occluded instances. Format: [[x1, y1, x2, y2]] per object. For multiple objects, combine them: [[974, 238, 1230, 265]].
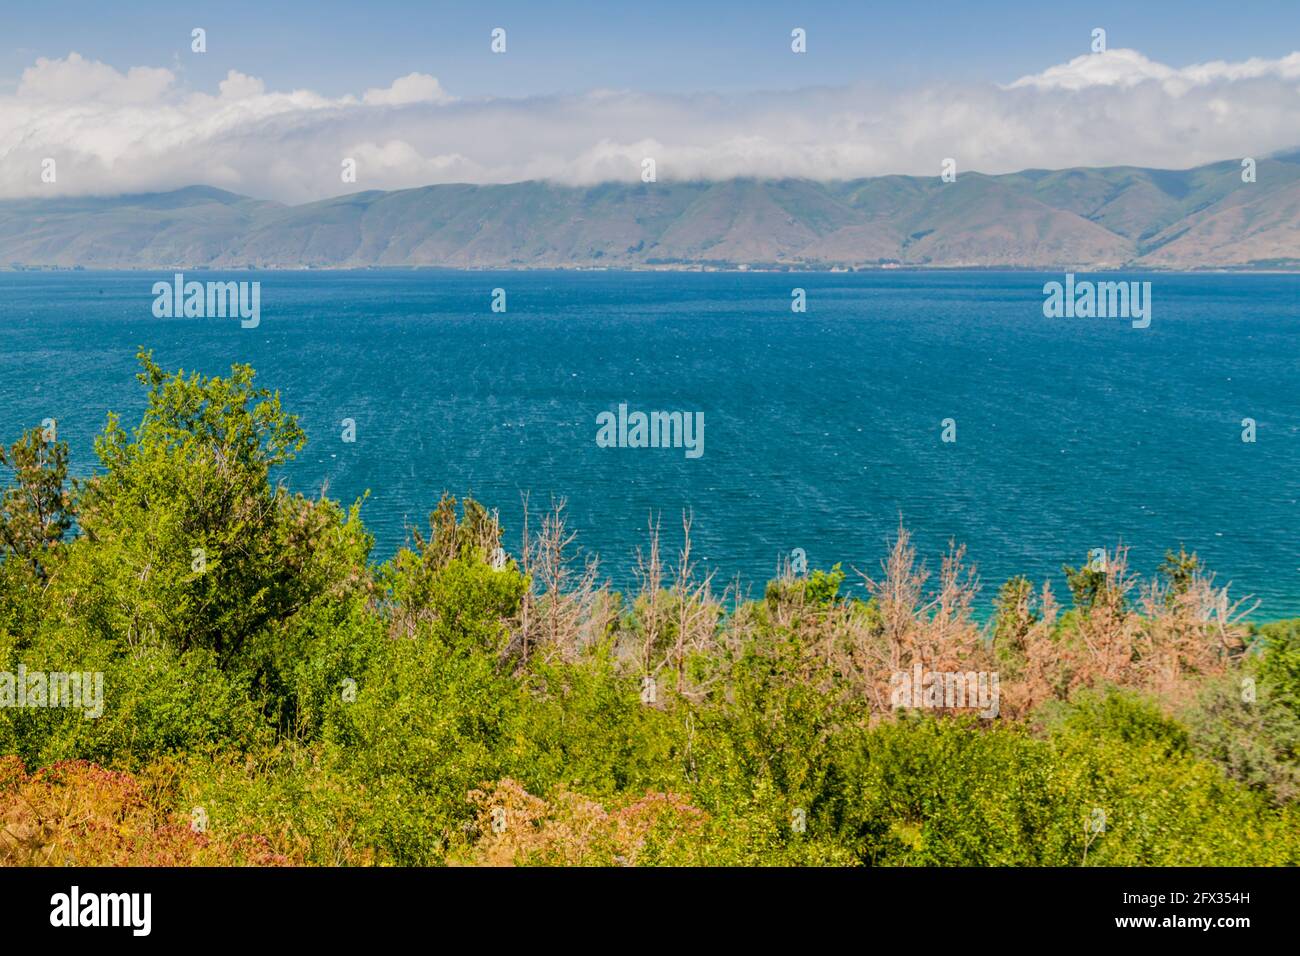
[[1, 351, 1296, 866]]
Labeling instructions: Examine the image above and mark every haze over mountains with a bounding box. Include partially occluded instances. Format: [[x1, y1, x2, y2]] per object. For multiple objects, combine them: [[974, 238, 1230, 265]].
[[4, 154, 1300, 270]]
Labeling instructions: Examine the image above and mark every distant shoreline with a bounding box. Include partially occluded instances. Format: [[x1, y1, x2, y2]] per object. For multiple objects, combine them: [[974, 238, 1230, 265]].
[[6, 157, 1300, 274], [4, 265, 1300, 274]]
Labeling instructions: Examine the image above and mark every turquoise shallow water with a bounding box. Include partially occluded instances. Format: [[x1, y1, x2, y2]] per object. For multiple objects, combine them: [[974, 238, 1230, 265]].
[[0, 270, 1296, 616]]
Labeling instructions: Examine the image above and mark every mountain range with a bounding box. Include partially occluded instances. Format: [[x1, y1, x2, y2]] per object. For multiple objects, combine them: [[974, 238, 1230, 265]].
[[4, 154, 1300, 270]]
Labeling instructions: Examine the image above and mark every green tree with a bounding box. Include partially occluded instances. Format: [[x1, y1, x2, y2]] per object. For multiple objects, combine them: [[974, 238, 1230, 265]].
[[993, 575, 1037, 675], [1158, 546, 1200, 602], [0, 426, 74, 580], [63, 349, 368, 664]]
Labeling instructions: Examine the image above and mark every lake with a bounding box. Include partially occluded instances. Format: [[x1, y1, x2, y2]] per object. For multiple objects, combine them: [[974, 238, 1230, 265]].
[[1, 269, 1296, 616]]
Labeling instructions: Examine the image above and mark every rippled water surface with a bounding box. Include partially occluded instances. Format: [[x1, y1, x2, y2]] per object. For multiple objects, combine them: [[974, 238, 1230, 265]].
[[1, 270, 1295, 615]]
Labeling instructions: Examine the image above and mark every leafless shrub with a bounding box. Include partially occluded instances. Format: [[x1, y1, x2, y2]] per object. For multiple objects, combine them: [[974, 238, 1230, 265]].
[[848, 523, 991, 714], [516, 495, 606, 665]]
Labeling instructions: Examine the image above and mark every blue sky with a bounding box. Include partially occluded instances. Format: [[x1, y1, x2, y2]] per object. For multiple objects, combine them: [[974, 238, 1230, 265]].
[[3, 0, 1298, 97]]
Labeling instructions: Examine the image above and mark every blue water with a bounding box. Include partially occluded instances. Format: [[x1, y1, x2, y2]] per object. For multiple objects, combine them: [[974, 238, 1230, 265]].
[[0, 270, 1296, 617]]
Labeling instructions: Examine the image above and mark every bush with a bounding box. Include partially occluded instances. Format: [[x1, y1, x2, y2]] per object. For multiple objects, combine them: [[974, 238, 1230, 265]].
[[1, 355, 1294, 867], [0, 756, 294, 866]]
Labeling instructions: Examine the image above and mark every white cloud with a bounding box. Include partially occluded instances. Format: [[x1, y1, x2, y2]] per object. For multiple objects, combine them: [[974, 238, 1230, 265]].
[[1, 49, 1297, 203], [362, 72, 452, 106], [1007, 47, 1300, 95], [218, 71, 266, 101], [17, 52, 174, 104]]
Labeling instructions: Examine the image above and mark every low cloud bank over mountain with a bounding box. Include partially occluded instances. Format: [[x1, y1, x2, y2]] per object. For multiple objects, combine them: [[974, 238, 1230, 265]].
[[2, 48, 1299, 203]]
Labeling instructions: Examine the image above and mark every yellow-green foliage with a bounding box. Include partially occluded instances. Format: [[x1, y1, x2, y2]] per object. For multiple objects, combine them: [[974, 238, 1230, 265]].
[[0, 354, 1296, 866]]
